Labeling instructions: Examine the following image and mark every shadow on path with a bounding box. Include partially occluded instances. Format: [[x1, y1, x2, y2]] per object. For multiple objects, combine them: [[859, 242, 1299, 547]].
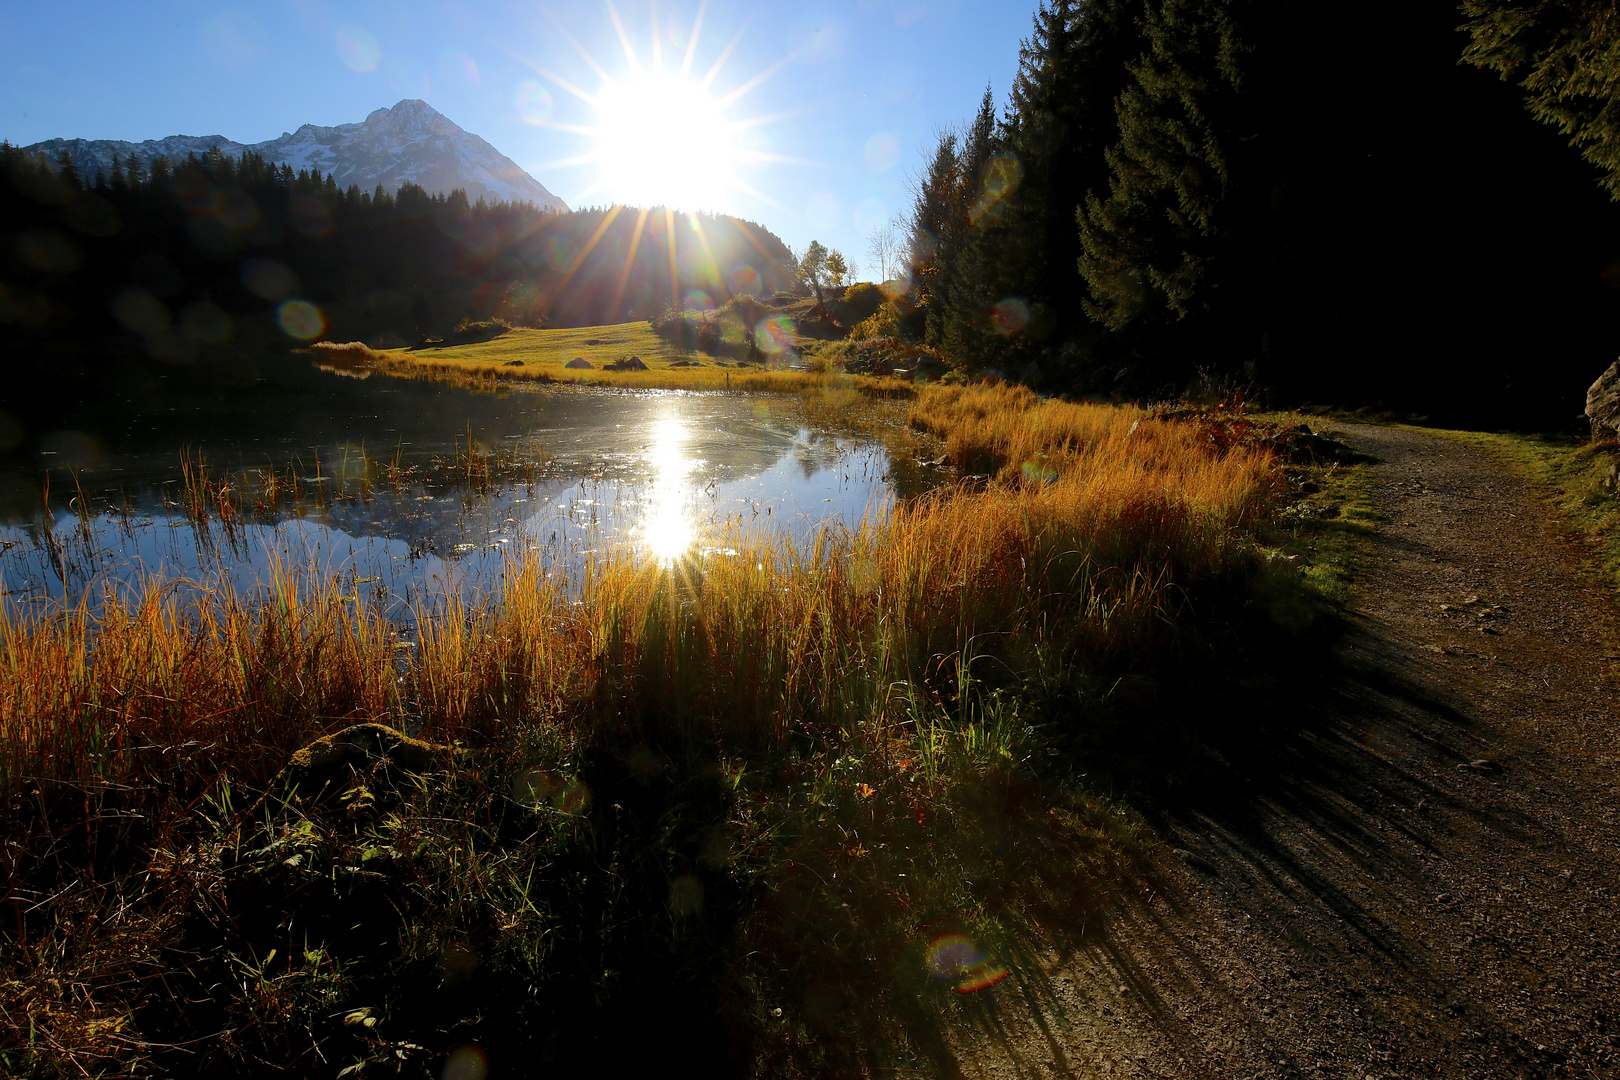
[[968, 424, 1620, 1080]]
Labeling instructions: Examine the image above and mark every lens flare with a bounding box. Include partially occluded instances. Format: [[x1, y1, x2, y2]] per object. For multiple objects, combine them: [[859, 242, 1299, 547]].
[[854, 198, 888, 236], [241, 257, 298, 301], [971, 152, 1024, 224], [755, 316, 796, 354], [510, 767, 591, 815], [111, 289, 169, 335], [335, 25, 380, 73], [805, 193, 839, 231], [683, 289, 713, 311], [289, 195, 333, 238], [440, 1043, 488, 1080], [1020, 459, 1059, 486], [545, 236, 575, 271], [991, 297, 1030, 336], [925, 933, 1010, 994], [515, 81, 553, 126], [729, 265, 760, 295], [879, 271, 912, 300], [181, 301, 232, 344], [277, 299, 327, 341], [669, 874, 704, 916], [863, 133, 901, 173], [440, 49, 480, 87], [880, 64, 918, 104]]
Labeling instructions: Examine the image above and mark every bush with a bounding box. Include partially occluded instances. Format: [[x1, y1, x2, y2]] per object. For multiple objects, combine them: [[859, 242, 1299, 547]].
[[834, 282, 885, 328], [851, 302, 902, 342], [449, 318, 511, 344]]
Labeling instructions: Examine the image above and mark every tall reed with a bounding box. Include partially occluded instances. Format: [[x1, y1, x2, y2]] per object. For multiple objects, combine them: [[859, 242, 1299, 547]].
[[0, 386, 1287, 1077], [1, 389, 1275, 787]]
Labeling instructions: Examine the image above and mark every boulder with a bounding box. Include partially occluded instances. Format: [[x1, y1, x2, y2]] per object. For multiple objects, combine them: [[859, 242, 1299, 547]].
[[605, 355, 649, 372], [503, 359, 523, 367], [564, 356, 594, 369], [1587, 359, 1620, 438], [252, 724, 462, 823], [288, 723, 451, 775]]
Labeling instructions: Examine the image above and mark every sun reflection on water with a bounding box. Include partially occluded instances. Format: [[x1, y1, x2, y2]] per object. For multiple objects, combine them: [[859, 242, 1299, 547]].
[[642, 411, 697, 562]]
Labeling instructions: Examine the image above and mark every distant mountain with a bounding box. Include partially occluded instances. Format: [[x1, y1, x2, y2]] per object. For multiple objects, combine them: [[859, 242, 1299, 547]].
[[23, 99, 567, 212]]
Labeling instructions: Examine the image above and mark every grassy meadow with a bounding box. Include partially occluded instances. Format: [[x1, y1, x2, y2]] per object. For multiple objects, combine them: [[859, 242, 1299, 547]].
[[327, 321, 864, 395], [0, 378, 1363, 1078]]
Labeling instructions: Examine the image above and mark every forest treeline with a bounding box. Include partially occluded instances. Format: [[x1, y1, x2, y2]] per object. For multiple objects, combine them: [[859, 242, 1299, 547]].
[[906, 0, 1620, 428], [0, 143, 796, 391]]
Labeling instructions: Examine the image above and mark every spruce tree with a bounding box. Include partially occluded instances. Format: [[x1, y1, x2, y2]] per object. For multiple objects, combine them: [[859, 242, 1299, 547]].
[[1000, 0, 1142, 343], [1077, 0, 1258, 333], [910, 130, 961, 348], [54, 150, 80, 191], [1462, 0, 1620, 199], [936, 88, 1000, 368]]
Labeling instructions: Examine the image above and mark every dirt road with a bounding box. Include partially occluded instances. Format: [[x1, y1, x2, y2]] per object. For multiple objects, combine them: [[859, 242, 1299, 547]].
[[970, 424, 1620, 1079]]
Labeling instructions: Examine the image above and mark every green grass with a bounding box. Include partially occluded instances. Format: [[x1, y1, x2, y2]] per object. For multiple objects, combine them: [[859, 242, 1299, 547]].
[[410, 322, 677, 370], [1272, 426, 1384, 607], [336, 322, 901, 394], [1420, 427, 1620, 597]]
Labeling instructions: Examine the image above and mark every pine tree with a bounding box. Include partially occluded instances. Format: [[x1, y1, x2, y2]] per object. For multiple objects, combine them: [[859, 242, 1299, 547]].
[[55, 150, 80, 190], [1462, 0, 1620, 199], [935, 88, 1000, 367], [909, 130, 961, 348], [1077, 0, 1258, 332], [797, 240, 830, 302], [1000, 0, 1142, 341]]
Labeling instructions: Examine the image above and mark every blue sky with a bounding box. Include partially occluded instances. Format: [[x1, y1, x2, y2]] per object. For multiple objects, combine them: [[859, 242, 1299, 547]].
[[0, 1, 1036, 272]]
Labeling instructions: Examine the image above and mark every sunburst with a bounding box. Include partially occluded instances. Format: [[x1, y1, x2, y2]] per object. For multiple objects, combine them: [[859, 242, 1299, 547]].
[[505, 0, 805, 213]]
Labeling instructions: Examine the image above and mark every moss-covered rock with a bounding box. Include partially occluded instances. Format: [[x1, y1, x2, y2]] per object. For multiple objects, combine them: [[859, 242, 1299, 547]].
[[288, 723, 456, 775]]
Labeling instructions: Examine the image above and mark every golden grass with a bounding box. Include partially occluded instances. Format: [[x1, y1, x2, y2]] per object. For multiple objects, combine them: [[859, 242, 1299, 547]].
[[311, 323, 925, 396], [0, 385, 1286, 1077], [1, 389, 1274, 784]]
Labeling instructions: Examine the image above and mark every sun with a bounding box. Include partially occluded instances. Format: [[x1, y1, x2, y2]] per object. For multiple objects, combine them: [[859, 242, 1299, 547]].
[[593, 70, 736, 209], [510, 3, 794, 213]]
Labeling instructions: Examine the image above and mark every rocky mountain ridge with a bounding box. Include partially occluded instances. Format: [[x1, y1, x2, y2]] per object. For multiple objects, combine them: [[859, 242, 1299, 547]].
[[22, 99, 566, 211]]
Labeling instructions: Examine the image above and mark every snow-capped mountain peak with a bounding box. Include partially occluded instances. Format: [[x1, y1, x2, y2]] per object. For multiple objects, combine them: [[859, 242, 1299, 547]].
[[22, 100, 566, 212]]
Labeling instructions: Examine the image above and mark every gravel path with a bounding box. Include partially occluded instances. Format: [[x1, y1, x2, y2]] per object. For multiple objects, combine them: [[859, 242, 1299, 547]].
[[966, 424, 1620, 1079]]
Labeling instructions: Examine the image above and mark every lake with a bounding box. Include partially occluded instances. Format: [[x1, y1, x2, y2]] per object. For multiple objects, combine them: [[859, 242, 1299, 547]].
[[0, 352, 916, 620]]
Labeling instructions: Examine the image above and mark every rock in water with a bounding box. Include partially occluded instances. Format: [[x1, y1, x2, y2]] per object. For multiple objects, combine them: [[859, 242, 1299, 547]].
[[1587, 359, 1620, 438]]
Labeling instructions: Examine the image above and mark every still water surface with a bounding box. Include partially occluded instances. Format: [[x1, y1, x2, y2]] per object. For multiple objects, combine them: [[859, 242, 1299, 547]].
[[2, 355, 906, 617]]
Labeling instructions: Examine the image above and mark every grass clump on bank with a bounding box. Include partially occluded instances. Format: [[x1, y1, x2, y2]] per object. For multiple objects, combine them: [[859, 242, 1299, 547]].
[[1, 386, 1337, 1078]]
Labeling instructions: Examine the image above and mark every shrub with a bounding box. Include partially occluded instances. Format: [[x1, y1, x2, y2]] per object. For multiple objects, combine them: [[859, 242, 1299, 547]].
[[449, 317, 511, 344], [835, 281, 887, 327], [850, 301, 902, 341]]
